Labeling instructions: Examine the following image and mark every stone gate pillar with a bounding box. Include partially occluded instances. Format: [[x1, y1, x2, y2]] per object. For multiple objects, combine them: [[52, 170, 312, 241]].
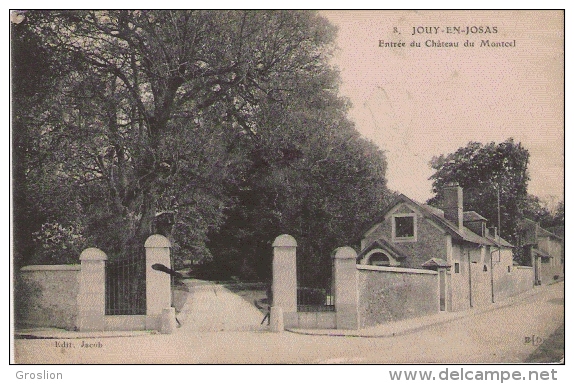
[[271, 234, 297, 331], [333, 247, 359, 330], [144, 234, 174, 332], [78, 248, 107, 332]]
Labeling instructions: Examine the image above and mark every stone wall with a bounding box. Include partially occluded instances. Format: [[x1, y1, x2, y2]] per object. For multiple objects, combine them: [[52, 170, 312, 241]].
[[450, 244, 471, 311], [357, 265, 439, 328], [450, 247, 533, 310], [291, 312, 337, 329], [16, 236, 175, 333], [471, 259, 492, 308], [451, 245, 490, 309], [450, 260, 492, 311], [494, 266, 534, 300], [17, 265, 81, 330]]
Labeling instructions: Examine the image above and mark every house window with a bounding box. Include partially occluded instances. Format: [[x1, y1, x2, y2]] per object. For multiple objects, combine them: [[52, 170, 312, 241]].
[[454, 263, 460, 273], [507, 266, 511, 273], [395, 216, 414, 237], [392, 213, 417, 242]]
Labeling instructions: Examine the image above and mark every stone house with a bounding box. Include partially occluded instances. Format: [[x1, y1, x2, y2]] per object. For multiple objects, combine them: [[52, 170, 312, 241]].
[[357, 183, 533, 313], [518, 218, 564, 285]]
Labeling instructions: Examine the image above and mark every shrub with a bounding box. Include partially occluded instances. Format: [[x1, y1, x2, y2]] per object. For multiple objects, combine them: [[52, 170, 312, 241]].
[[32, 222, 86, 264]]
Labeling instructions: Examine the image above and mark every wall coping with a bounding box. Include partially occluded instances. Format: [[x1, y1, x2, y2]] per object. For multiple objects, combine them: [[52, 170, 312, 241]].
[[145, 234, 171, 248], [80, 247, 108, 261], [272, 234, 297, 247], [332, 246, 357, 259], [515, 266, 534, 270], [357, 264, 438, 275], [21, 264, 81, 272]]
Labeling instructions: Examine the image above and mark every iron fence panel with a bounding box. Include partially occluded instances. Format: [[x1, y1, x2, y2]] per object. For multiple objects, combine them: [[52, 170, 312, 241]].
[[105, 254, 146, 315]]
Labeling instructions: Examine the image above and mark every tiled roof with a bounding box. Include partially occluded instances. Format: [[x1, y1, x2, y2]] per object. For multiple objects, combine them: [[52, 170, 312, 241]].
[[422, 258, 451, 268], [546, 225, 565, 240], [463, 211, 488, 222], [537, 226, 562, 240], [485, 234, 513, 248], [393, 194, 513, 247], [423, 204, 444, 217], [522, 218, 563, 240], [532, 248, 551, 258]]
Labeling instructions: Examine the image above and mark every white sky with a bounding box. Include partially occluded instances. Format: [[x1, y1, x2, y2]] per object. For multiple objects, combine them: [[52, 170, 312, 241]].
[[322, 10, 564, 205]]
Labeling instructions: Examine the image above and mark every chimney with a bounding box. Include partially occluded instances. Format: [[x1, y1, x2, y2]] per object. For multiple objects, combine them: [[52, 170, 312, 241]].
[[442, 182, 464, 232]]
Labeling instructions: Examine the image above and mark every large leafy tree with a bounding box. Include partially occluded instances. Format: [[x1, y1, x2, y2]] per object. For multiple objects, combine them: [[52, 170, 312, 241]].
[[208, 86, 391, 280], [16, 11, 339, 259], [549, 200, 565, 228], [521, 195, 564, 228], [11, 12, 79, 266], [14, 10, 392, 272], [427, 139, 530, 248]]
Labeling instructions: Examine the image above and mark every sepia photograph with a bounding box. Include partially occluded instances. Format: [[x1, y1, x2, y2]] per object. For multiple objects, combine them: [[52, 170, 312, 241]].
[[10, 9, 564, 370]]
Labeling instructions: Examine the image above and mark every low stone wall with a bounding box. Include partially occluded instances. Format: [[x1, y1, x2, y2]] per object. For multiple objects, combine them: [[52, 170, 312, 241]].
[[104, 315, 146, 331], [498, 266, 534, 300], [17, 265, 81, 330], [513, 266, 535, 295], [357, 265, 439, 328], [291, 312, 337, 329]]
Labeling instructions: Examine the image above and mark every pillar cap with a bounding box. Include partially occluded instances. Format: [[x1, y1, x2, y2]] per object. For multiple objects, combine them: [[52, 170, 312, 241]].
[[272, 234, 297, 247], [332, 246, 357, 260], [79, 247, 108, 261], [145, 234, 171, 248]]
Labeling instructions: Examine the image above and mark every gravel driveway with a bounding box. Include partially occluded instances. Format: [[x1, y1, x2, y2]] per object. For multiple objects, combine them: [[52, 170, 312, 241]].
[[176, 279, 266, 332]]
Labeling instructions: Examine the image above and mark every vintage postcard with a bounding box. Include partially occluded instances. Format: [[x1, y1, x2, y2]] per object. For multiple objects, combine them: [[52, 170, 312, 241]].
[[11, 9, 564, 374]]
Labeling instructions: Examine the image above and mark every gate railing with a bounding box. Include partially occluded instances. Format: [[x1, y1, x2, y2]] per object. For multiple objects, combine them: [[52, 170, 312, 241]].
[[297, 287, 335, 312], [297, 258, 335, 312], [105, 253, 146, 315]]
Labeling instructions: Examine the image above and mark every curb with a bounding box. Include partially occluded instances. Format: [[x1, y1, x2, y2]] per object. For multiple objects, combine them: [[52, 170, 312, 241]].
[[286, 311, 467, 339], [14, 330, 158, 340], [287, 283, 559, 339]]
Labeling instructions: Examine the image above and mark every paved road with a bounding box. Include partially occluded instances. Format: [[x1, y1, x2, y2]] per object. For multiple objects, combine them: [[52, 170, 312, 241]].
[[13, 282, 563, 364]]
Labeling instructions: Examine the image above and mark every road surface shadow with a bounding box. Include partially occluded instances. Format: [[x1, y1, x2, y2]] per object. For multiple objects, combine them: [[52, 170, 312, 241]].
[[524, 323, 564, 363]]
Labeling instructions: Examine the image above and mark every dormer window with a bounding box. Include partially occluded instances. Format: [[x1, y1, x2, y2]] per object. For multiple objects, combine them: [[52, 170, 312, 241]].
[[392, 213, 417, 242], [395, 216, 414, 237]]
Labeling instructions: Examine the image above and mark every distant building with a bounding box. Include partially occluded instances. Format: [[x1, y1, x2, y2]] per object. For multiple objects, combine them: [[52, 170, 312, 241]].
[[518, 218, 564, 285]]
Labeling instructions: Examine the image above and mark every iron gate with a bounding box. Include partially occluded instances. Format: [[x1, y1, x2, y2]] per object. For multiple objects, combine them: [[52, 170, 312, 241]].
[[297, 258, 335, 312], [105, 253, 146, 315]]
